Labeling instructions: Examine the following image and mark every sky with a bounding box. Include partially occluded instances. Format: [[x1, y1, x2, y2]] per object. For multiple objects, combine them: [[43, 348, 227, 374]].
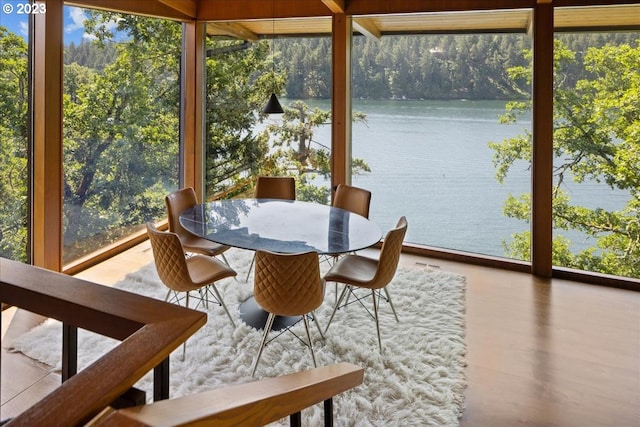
[[0, 3, 97, 44]]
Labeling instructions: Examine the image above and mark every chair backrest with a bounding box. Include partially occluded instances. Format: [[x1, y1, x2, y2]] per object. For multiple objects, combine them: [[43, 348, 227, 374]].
[[255, 176, 296, 200], [332, 184, 372, 218], [254, 250, 324, 317], [146, 222, 195, 292], [370, 216, 408, 289], [165, 187, 198, 237]]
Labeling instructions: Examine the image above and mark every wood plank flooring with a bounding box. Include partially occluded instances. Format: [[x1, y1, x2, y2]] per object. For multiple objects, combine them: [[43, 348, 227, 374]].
[[2, 241, 639, 426]]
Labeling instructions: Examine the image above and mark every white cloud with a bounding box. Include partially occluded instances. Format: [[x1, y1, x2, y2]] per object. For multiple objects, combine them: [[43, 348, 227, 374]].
[[65, 7, 87, 34], [19, 22, 28, 37]]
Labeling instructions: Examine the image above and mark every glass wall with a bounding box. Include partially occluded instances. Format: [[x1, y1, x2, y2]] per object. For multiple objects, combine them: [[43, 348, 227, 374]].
[[550, 31, 640, 278], [62, 6, 181, 264], [204, 27, 334, 205], [0, 6, 30, 262], [351, 33, 532, 259]]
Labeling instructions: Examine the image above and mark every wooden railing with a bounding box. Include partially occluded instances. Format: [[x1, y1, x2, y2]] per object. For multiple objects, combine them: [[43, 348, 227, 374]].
[[89, 363, 364, 426], [0, 258, 364, 426]]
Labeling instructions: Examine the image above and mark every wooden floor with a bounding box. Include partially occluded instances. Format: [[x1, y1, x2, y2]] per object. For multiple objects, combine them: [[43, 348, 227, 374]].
[[2, 241, 639, 426]]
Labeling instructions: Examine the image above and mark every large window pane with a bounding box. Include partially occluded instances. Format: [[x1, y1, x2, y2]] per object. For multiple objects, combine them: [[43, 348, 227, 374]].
[[205, 25, 333, 204], [62, 7, 181, 264], [550, 30, 640, 278], [204, 32, 271, 200], [351, 33, 532, 259], [0, 8, 29, 262]]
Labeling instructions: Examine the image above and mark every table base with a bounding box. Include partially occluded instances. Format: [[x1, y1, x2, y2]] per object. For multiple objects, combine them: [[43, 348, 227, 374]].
[[238, 297, 301, 330]]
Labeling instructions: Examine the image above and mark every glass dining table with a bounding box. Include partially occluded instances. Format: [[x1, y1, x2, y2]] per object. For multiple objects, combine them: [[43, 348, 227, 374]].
[[179, 198, 383, 328]]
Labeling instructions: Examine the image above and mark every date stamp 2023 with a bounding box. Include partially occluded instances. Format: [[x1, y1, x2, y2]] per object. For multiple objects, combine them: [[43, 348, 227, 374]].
[[2, 2, 47, 15]]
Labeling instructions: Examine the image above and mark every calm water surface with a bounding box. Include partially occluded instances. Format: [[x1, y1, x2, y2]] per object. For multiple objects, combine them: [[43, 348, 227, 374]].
[[284, 99, 629, 258]]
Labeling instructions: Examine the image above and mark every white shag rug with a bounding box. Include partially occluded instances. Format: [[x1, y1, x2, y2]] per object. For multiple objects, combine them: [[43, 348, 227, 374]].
[[8, 248, 467, 426]]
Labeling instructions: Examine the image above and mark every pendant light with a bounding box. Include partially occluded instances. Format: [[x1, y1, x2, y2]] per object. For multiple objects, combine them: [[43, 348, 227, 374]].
[[263, 0, 283, 114]]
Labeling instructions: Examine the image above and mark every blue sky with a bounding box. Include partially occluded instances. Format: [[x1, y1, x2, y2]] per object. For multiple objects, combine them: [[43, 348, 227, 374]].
[[1, 3, 94, 44]]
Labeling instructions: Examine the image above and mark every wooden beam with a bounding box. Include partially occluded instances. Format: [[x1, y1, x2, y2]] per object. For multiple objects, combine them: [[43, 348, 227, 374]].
[[65, 0, 195, 21], [322, 0, 345, 14], [194, 23, 207, 199], [206, 22, 259, 42], [331, 14, 351, 189], [531, 0, 554, 278], [158, 0, 197, 18], [181, 22, 202, 194], [197, 0, 331, 20], [344, 0, 536, 14], [96, 363, 364, 426], [554, 0, 640, 5], [525, 9, 534, 38], [353, 17, 381, 40], [32, 0, 64, 272]]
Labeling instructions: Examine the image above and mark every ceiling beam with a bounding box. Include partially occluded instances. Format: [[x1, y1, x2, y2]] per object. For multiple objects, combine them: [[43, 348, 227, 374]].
[[353, 17, 381, 40], [344, 0, 536, 15], [198, 0, 331, 21], [158, 0, 197, 19], [322, 0, 345, 14], [206, 22, 259, 41], [66, 0, 195, 21], [554, 0, 640, 5]]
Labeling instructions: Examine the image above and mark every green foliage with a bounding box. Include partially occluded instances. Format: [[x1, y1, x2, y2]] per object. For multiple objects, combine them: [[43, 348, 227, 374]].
[[262, 100, 370, 204], [61, 12, 182, 260], [492, 37, 640, 277], [204, 38, 273, 199], [0, 26, 29, 261], [279, 34, 532, 100]]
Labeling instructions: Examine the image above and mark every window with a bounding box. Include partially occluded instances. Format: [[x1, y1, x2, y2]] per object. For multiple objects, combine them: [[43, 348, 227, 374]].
[[351, 33, 532, 259], [550, 31, 640, 278], [62, 6, 181, 263], [204, 33, 271, 200], [204, 25, 333, 205], [0, 10, 30, 262]]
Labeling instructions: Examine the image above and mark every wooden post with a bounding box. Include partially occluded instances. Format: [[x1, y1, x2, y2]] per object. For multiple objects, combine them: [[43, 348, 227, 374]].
[[331, 14, 352, 191], [181, 20, 206, 200], [32, 0, 64, 271], [531, 0, 554, 278]]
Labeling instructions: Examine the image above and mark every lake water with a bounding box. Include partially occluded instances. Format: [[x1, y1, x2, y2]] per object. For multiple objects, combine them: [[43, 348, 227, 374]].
[[278, 99, 629, 259]]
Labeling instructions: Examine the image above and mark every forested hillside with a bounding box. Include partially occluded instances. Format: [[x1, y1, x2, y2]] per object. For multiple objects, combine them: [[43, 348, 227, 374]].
[[64, 32, 637, 100], [277, 32, 637, 99]]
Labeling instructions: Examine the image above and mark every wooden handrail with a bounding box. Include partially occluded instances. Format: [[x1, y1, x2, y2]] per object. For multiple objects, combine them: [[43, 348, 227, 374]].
[[1, 259, 364, 426], [89, 362, 364, 427], [0, 258, 207, 426]]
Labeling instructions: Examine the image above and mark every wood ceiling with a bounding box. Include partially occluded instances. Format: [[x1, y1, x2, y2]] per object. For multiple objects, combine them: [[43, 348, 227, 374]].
[[204, 5, 640, 41], [66, 1, 640, 41]]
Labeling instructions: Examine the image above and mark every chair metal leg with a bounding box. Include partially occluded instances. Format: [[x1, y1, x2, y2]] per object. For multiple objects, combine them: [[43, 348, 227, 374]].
[[324, 284, 349, 334], [343, 285, 353, 307], [311, 311, 324, 340], [197, 288, 209, 309], [245, 252, 256, 282], [209, 285, 236, 327], [252, 313, 276, 376], [182, 292, 191, 359], [371, 290, 382, 352], [220, 253, 239, 282], [302, 316, 317, 368], [220, 252, 231, 267], [383, 287, 399, 322]]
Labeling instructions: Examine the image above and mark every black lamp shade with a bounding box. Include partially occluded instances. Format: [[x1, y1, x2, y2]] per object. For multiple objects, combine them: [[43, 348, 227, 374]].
[[263, 93, 284, 114]]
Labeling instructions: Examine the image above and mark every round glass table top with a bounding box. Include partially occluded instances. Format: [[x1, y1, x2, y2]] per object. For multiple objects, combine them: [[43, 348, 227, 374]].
[[179, 198, 382, 255]]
